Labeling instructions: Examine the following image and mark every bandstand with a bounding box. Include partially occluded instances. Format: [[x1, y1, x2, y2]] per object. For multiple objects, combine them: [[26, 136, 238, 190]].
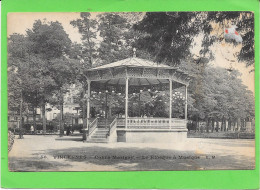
[[83, 53, 191, 143]]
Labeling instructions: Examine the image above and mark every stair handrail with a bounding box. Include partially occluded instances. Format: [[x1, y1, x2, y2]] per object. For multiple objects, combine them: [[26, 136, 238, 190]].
[[88, 117, 98, 136], [107, 117, 117, 137]]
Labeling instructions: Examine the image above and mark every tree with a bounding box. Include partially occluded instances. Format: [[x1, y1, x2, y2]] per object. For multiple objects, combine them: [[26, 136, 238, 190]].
[[97, 13, 133, 64], [134, 12, 200, 65], [8, 34, 37, 137], [70, 13, 99, 129], [48, 58, 78, 136], [8, 20, 77, 136], [26, 20, 71, 60], [179, 56, 254, 133], [8, 62, 25, 138], [8, 34, 57, 135], [25, 20, 73, 135], [134, 12, 254, 69], [70, 13, 98, 66], [195, 67, 254, 132]]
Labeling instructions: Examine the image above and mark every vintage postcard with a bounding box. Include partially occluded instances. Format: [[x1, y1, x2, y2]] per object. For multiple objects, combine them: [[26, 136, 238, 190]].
[[8, 12, 255, 171]]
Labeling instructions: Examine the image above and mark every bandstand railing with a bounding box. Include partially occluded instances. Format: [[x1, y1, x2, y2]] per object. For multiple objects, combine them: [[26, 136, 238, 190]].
[[117, 117, 187, 129], [107, 117, 117, 137], [88, 117, 98, 136]]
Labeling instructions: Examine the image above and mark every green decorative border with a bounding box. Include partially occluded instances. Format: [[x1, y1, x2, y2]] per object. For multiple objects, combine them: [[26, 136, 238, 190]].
[[1, 0, 259, 188]]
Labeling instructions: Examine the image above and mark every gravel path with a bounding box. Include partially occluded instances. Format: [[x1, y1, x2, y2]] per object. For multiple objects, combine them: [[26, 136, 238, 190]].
[[8, 135, 255, 171]]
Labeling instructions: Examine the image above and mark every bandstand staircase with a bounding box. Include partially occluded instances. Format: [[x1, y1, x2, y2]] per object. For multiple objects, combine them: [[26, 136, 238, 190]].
[[86, 118, 117, 143], [85, 117, 188, 143]]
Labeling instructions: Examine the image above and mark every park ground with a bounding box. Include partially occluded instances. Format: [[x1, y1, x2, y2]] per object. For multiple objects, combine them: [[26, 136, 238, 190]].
[[187, 131, 255, 139], [8, 135, 255, 171]]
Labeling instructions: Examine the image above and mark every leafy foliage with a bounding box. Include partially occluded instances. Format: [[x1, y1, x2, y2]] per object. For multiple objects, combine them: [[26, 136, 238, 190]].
[[70, 13, 98, 66], [27, 20, 71, 60], [8, 20, 78, 136], [8, 13, 255, 135], [97, 13, 133, 64], [133, 12, 200, 65]]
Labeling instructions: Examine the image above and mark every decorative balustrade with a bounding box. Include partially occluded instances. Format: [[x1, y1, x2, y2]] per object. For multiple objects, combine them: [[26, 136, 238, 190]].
[[107, 118, 117, 137], [117, 117, 187, 129], [88, 118, 98, 136], [117, 118, 125, 126]]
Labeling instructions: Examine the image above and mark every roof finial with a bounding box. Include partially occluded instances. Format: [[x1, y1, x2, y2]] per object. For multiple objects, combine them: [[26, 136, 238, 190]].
[[133, 48, 136, 58]]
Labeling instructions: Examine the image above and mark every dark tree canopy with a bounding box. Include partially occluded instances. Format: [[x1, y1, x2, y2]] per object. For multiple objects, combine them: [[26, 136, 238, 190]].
[[70, 13, 98, 66], [133, 12, 254, 68], [97, 13, 133, 64], [26, 20, 72, 60], [134, 12, 200, 65]]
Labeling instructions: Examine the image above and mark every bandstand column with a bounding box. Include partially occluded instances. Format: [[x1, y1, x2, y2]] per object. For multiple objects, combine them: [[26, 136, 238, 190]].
[[125, 77, 129, 128], [86, 80, 91, 129], [185, 84, 188, 120], [169, 79, 172, 128]]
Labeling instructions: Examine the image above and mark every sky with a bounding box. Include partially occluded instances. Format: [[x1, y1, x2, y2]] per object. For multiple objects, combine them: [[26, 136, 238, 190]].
[[7, 12, 255, 93]]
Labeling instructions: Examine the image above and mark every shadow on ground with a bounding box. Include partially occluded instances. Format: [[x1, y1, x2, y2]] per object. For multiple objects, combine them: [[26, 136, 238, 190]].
[[8, 136, 255, 171], [40, 145, 255, 171], [8, 157, 72, 171]]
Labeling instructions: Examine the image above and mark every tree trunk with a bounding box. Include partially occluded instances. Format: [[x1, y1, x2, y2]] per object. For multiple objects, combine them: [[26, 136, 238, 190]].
[[220, 116, 223, 131], [19, 91, 23, 139], [228, 119, 231, 131], [42, 103, 46, 135], [206, 117, 209, 133], [211, 119, 215, 132], [237, 118, 241, 131], [71, 116, 74, 129], [33, 105, 37, 134], [234, 120, 237, 131], [216, 119, 219, 132], [241, 119, 244, 131], [26, 105, 29, 124], [196, 115, 199, 132], [59, 89, 64, 137], [232, 120, 235, 131], [224, 118, 226, 131]]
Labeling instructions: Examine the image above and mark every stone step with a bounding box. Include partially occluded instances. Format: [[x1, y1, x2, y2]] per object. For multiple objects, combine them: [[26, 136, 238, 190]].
[[97, 126, 110, 128], [87, 138, 108, 143], [91, 135, 107, 138], [96, 127, 109, 129], [98, 123, 113, 126], [96, 128, 109, 131], [93, 133, 108, 136], [94, 130, 109, 133]]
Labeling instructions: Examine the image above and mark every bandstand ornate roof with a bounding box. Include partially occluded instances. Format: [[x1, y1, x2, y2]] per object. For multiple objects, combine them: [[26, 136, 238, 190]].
[[86, 57, 191, 88]]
